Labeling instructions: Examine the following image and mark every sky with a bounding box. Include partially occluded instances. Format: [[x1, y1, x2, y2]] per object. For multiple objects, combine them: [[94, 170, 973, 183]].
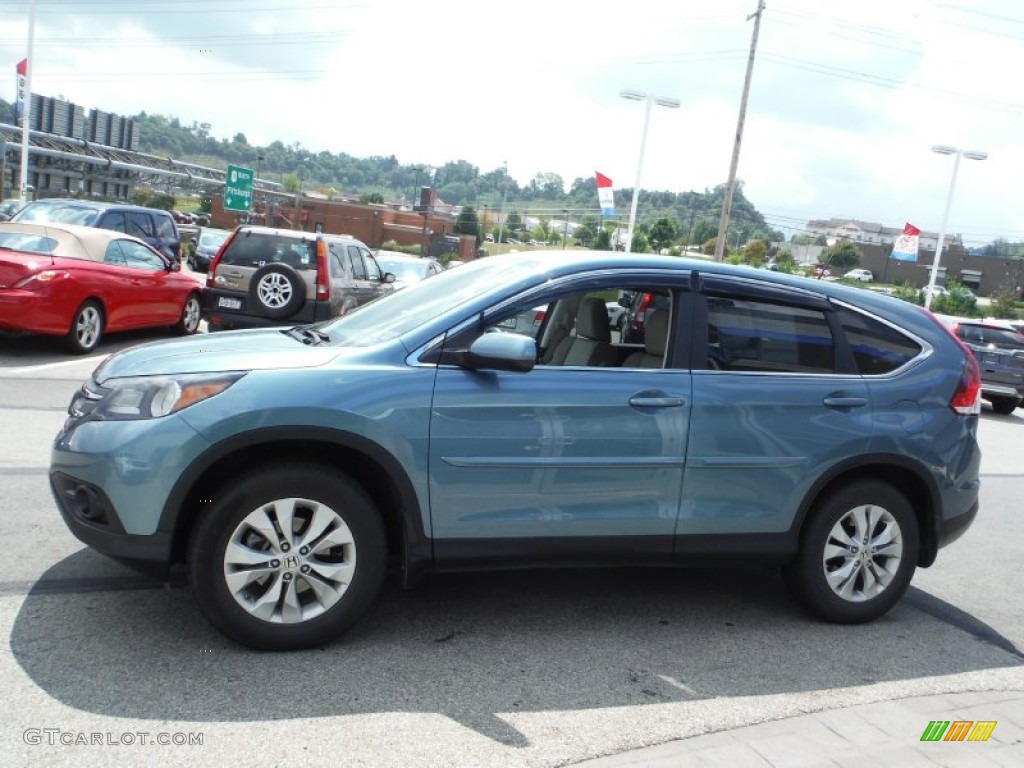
[[0, 0, 1022, 245]]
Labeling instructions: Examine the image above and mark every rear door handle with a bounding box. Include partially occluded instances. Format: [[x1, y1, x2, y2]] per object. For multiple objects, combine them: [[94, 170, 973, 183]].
[[823, 397, 868, 409], [629, 396, 685, 408]]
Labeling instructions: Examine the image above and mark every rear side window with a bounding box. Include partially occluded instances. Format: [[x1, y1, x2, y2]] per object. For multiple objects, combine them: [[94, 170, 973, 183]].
[[98, 212, 126, 233], [346, 245, 367, 279], [708, 297, 835, 374], [218, 232, 317, 270], [0, 232, 57, 253], [838, 308, 922, 375]]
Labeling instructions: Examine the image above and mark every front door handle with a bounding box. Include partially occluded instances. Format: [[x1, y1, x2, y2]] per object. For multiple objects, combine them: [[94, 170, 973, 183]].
[[629, 395, 685, 408], [823, 396, 868, 409]]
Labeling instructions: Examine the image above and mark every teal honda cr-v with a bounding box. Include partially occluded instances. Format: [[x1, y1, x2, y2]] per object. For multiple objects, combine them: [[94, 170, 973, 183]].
[[51, 252, 982, 650]]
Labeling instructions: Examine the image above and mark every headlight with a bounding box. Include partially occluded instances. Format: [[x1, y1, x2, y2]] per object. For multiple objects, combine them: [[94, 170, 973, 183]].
[[83, 373, 246, 421]]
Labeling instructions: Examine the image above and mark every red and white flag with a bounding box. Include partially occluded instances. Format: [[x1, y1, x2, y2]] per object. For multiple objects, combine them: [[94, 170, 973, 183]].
[[891, 222, 920, 262], [15, 59, 27, 124], [596, 172, 615, 216]]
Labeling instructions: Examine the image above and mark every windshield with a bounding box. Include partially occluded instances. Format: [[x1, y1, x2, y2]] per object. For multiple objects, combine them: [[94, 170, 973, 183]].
[[377, 259, 428, 281], [320, 256, 544, 346], [199, 230, 230, 248]]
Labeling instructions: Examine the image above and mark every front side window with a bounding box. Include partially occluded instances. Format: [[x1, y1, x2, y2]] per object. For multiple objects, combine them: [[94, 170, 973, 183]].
[[363, 250, 382, 281], [126, 212, 155, 239], [708, 297, 834, 374], [155, 215, 177, 241], [117, 240, 166, 270]]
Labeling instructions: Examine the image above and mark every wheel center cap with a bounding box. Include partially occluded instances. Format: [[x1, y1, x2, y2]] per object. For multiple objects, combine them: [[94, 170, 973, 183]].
[[282, 554, 301, 570]]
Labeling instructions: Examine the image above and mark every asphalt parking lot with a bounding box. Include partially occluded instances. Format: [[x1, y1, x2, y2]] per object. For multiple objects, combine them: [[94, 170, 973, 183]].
[[1, 330, 1021, 767]]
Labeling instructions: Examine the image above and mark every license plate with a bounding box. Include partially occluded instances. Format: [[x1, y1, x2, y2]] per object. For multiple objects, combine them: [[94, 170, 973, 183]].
[[217, 297, 242, 310], [984, 353, 998, 365]]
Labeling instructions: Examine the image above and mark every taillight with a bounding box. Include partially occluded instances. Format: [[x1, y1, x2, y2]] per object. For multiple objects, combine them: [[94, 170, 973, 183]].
[[315, 240, 329, 299], [950, 352, 981, 415], [533, 309, 546, 326], [636, 293, 651, 328], [922, 308, 980, 415], [205, 230, 237, 287], [14, 270, 70, 288]]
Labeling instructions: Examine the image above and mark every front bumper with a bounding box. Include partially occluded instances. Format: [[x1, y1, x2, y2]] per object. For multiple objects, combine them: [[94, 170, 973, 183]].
[[51, 471, 173, 579]]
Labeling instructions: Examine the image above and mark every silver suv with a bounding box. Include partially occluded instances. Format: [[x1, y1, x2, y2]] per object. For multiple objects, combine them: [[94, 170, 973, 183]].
[[202, 226, 395, 331]]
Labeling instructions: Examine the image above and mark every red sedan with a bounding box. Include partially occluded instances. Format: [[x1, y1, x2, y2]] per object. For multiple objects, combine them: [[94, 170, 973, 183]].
[[0, 222, 203, 353]]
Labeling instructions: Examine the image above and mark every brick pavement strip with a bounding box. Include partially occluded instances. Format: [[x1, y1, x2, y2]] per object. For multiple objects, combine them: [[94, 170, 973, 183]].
[[571, 691, 1024, 767]]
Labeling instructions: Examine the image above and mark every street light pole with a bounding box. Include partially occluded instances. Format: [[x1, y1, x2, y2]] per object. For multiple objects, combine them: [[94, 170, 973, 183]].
[[620, 90, 680, 254], [924, 145, 987, 309]]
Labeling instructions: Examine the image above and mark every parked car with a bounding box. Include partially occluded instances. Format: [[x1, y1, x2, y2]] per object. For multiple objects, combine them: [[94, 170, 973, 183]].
[[201, 226, 395, 331], [937, 315, 1024, 413], [52, 252, 980, 649], [619, 289, 671, 344], [0, 222, 201, 353], [0, 198, 28, 221], [189, 227, 231, 272], [12, 200, 182, 263], [844, 268, 873, 282], [372, 251, 443, 290]]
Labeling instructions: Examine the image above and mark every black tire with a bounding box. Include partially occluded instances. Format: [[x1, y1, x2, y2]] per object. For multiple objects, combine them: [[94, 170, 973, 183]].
[[783, 480, 918, 623], [249, 263, 306, 319], [188, 464, 387, 650], [65, 300, 104, 354], [989, 397, 1019, 415], [173, 292, 201, 336]]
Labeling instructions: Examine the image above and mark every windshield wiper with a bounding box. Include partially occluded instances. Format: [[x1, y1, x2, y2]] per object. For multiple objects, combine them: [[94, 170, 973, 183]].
[[281, 326, 330, 345]]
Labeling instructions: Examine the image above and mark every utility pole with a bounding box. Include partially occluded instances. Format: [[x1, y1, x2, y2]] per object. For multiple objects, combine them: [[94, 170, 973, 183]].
[[714, 0, 765, 262], [497, 161, 509, 248]]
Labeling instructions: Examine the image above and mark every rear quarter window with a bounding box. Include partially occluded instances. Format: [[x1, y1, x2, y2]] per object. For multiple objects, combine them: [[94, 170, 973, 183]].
[[155, 215, 178, 241], [837, 307, 922, 375]]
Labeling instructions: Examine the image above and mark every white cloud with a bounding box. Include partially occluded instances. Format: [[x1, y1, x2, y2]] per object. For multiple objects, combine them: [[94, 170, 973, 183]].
[[0, 0, 1022, 243]]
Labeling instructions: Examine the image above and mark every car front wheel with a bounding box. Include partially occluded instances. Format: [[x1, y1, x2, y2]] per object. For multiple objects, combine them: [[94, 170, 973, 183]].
[[989, 396, 1019, 415], [188, 464, 387, 650], [784, 480, 918, 623]]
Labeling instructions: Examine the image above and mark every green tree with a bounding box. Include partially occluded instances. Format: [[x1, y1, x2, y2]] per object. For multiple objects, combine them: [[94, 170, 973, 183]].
[[630, 232, 651, 253], [702, 237, 718, 256], [813, 234, 829, 246], [595, 227, 613, 250], [148, 193, 176, 211], [821, 239, 861, 271], [743, 239, 767, 266], [690, 219, 716, 246], [791, 233, 814, 245], [574, 216, 599, 247], [774, 248, 796, 273], [360, 192, 385, 204], [454, 206, 481, 242], [506, 211, 523, 236], [281, 173, 300, 193], [989, 289, 1019, 319], [648, 217, 678, 252], [929, 279, 978, 316]]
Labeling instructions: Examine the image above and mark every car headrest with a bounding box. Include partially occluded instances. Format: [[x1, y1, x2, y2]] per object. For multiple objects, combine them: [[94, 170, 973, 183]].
[[645, 310, 669, 356], [576, 297, 611, 342]]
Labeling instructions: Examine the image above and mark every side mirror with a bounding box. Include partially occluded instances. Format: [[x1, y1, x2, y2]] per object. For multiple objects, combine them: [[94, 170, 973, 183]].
[[383, 272, 396, 284], [618, 294, 634, 309], [464, 333, 536, 372]]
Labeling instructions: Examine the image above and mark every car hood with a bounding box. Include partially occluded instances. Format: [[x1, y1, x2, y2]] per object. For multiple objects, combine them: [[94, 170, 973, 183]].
[[93, 328, 348, 382]]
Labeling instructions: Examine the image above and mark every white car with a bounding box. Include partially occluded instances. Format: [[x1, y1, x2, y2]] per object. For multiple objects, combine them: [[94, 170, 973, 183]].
[[844, 268, 873, 282], [372, 251, 443, 290]]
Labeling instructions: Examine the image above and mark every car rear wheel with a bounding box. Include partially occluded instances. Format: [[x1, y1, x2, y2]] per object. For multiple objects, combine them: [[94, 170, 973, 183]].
[[188, 464, 387, 650], [65, 300, 103, 354], [249, 263, 306, 319], [173, 293, 201, 335], [989, 396, 1019, 415], [784, 480, 918, 623]]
